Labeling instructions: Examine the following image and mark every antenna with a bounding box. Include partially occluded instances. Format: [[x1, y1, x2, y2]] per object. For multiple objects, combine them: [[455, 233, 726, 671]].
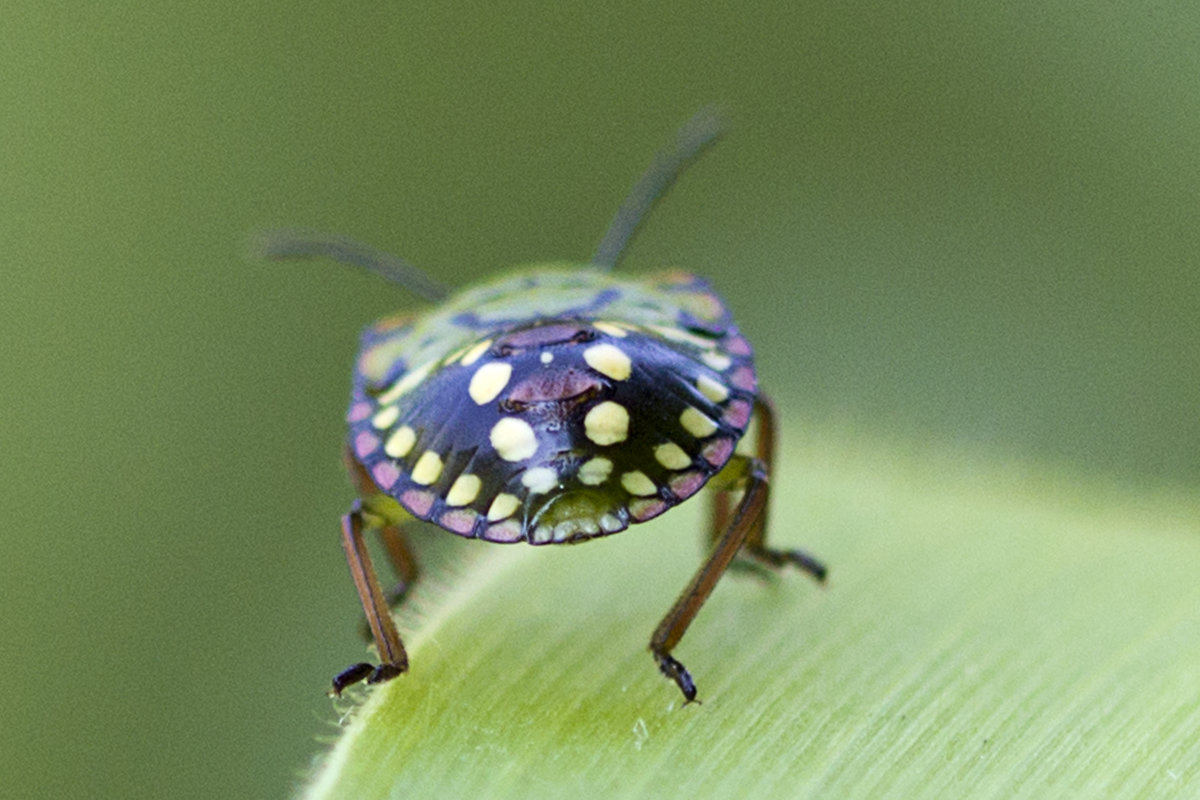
[[253, 230, 450, 303], [591, 108, 725, 270]]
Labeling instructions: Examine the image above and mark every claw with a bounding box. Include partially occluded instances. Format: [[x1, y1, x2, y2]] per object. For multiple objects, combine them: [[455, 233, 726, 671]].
[[746, 545, 827, 583], [656, 653, 698, 704], [331, 662, 375, 696]]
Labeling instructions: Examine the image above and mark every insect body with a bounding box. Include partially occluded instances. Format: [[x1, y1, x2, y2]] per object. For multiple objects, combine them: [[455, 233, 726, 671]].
[[263, 111, 827, 703], [349, 266, 755, 544]]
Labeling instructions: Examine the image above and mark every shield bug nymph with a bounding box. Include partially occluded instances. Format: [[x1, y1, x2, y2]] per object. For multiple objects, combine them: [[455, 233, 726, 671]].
[[261, 110, 827, 703]]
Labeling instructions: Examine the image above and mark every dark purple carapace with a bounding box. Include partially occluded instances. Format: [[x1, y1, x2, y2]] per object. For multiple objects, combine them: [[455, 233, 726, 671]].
[[346, 267, 756, 546]]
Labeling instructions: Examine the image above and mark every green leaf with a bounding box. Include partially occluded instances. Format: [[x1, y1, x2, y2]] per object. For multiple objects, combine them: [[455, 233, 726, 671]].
[[299, 426, 1200, 799]]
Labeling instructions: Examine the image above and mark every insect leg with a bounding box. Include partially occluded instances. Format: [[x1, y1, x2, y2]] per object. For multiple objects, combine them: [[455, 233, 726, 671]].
[[742, 392, 827, 582], [333, 502, 409, 696], [378, 524, 420, 606], [651, 454, 767, 703], [708, 485, 733, 544], [355, 524, 420, 642], [705, 392, 826, 581]]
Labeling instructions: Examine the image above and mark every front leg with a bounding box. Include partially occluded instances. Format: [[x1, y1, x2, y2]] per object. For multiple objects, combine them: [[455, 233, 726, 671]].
[[356, 523, 420, 642], [332, 502, 409, 695], [650, 455, 768, 703]]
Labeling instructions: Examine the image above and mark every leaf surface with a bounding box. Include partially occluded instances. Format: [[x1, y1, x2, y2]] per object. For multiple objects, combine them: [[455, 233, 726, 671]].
[[301, 427, 1200, 800]]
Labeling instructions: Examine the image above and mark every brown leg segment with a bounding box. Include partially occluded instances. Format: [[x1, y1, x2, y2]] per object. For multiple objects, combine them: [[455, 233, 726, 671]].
[[741, 392, 827, 582], [332, 503, 409, 695], [343, 444, 422, 603], [744, 393, 776, 547], [356, 524, 421, 642], [378, 524, 419, 605], [651, 455, 768, 703], [708, 488, 732, 545], [656, 391, 828, 703], [706, 392, 826, 581]]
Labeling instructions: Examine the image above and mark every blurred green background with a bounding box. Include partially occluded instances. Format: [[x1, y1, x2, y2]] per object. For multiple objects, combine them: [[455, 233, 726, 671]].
[[2, 2, 1197, 798]]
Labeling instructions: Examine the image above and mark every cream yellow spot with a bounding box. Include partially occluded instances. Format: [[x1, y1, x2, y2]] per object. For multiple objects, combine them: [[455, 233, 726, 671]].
[[621, 470, 658, 497], [521, 467, 558, 494], [410, 451, 444, 486], [577, 456, 613, 486], [445, 473, 482, 507], [487, 493, 521, 522], [460, 339, 493, 367], [377, 362, 433, 405], [593, 321, 629, 338], [540, 352, 554, 364], [583, 343, 632, 381], [371, 405, 400, 430], [650, 324, 716, 349], [599, 513, 623, 532], [696, 374, 730, 403], [654, 442, 692, 470], [490, 417, 538, 462], [468, 361, 513, 405], [583, 401, 629, 446], [701, 351, 732, 372], [442, 346, 468, 366], [680, 407, 718, 438], [383, 425, 416, 458]]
